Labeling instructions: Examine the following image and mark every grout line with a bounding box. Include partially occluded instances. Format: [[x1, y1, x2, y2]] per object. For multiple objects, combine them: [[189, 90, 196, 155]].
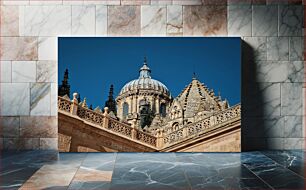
[[66, 152, 88, 188], [241, 163, 275, 190], [244, 151, 305, 187], [109, 152, 119, 188], [261, 150, 306, 179], [174, 153, 193, 190]]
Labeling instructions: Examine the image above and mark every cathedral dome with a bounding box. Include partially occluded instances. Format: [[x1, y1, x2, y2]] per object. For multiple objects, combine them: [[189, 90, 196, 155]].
[[118, 58, 170, 97]]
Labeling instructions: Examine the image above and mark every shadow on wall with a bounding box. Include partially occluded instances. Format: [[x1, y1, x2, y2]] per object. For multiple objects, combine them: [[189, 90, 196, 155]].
[[241, 40, 265, 151]]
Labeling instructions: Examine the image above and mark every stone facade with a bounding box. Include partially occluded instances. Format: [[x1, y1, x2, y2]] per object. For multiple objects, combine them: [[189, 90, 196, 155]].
[[114, 58, 233, 137], [58, 93, 241, 152]]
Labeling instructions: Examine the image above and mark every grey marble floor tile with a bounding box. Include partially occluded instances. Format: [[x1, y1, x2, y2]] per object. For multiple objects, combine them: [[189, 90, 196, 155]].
[[261, 150, 305, 178], [176, 153, 271, 190], [242, 152, 305, 189], [110, 153, 190, 190]]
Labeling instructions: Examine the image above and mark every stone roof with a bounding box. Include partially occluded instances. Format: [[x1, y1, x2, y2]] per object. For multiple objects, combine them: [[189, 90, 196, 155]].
[[176, 78, 226, 118]]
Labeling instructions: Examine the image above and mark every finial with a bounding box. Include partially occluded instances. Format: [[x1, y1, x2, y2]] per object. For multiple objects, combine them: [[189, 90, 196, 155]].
[[73, 92, 78, 103], [139, 57, 151, 79], [104, 107, 109, 115], [192, 72, 196, 80], [144, 56, 147, 64], [82, 97, 87, 108]]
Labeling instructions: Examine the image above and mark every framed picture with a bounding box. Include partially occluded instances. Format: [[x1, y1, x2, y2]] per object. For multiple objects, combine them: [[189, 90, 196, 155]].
[[58, 37, 241, 152]]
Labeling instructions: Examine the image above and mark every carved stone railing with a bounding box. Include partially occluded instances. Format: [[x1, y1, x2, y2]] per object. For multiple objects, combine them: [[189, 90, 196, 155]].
[[136, 130, 157, 147], [58, 95, 240, 150], [77, 106, 104, 126], [58, 96, 72, 113], [58, 95, 157, 147], [108, 117, 132, 138], [163, 104, 241, 146]]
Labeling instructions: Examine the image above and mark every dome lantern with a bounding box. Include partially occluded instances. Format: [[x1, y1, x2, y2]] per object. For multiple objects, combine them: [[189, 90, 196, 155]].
[[139, 56, 151, 79]]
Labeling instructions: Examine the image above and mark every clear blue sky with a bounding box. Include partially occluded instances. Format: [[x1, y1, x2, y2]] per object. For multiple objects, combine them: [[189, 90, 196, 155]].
[[59, 37, 241, 109]]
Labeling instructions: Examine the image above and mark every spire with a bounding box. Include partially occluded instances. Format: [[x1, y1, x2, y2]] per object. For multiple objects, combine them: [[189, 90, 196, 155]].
[[108, 84, 114, 100], [77, 93, 81, 103], [192, 72, 197, 80], [139, 57, 151, 79], [63, 69, 69, 85], [105, 84, 117, 114], [58, 69, 71, 98]]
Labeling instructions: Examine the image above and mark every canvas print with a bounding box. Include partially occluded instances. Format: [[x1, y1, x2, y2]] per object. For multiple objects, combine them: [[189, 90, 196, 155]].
[[58, 37, 241, 152]]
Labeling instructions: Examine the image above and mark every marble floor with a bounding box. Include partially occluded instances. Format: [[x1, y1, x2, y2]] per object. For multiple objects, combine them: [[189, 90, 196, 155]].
[[0, 151, 304, 190]]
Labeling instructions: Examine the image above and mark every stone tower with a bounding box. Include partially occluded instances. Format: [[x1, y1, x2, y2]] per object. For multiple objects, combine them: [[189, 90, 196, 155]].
[[59, 69, 71, 98], [105, 84, 117, 114]]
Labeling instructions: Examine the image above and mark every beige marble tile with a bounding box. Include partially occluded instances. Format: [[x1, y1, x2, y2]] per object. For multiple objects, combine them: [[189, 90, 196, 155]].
[[151, 0, 172, 5], [202, 0, 227, 5], [23, 5, 71, 36], [72, 5, 96, 35], [173, 0, 201, 5], [121, 0, 150, 5], [38, 37, 58, 60], [2, 0, 30, 5], [0, 116, 20, 137], [228, 4, 252, 36], [20, 164, 78, 189], [37, 61, 57, 83], [141, 5, 166, 36], [63, 0, 84, 4], [0, 138, 3, 149], [21, 138, 40, 149], [30, 83, 51, 116], [96, 5, 107, 35], [20, 116, 57, 137], [0, 6, 19, 36], [50, 83, 58, 116], [84, 0, 120, 5], [3, 138, 19, 149], [12, 61, 36, 82], [108, 6, 141, 36], [0, 37, 38, 61], [73, 167, 112, 181], [40, 138, 58, 150], [167, 5, 182, 36], [183, 5, 227, 36], [29, 0, 63, 5], [0, 83, 30, 116], [0, 61, 11, 82]]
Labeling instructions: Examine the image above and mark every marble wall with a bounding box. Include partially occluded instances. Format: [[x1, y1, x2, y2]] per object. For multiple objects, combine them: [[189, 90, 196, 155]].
[[0, 0, 304, 150]]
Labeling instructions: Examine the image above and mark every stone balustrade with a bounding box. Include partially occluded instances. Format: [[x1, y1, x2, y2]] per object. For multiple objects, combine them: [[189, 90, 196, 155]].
[[163, 104, 241, 146], [58, 95, 240, 149], [58, 95, 157, 147]]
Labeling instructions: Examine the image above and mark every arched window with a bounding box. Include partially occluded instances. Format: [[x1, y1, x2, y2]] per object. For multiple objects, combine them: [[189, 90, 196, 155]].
[[123, 102, 129, 118], [172, 122, 179, 130], [139, 99, 146, 106], [160, 103, 166, 117]]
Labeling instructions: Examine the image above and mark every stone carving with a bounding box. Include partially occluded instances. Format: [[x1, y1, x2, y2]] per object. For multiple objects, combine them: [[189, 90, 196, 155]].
[[58, 96, 71, 113], [58, 95, 240, 149], [164, 104, 241, 146], [108, 118, 132, 138]]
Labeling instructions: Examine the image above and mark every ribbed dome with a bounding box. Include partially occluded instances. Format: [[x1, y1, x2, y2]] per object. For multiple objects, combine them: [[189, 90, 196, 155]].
[[119, 58, 170, 96]]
